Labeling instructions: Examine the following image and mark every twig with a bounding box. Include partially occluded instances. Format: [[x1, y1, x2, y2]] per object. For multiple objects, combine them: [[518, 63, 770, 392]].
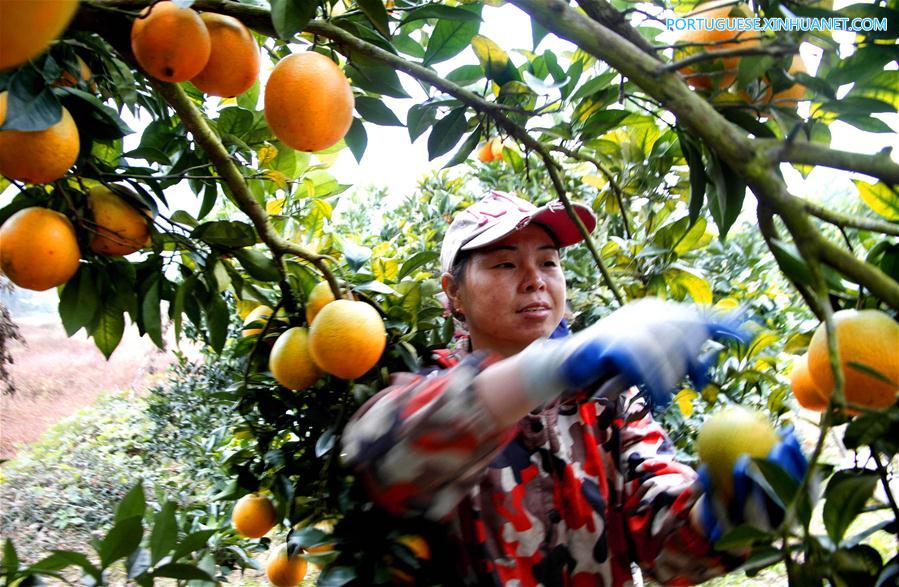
[[663, 44, 796, 74]]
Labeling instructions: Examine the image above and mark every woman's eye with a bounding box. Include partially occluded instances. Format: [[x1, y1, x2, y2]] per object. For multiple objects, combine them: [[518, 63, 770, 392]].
[[494, 262, 515, 269], [543, 260, 558, 267]]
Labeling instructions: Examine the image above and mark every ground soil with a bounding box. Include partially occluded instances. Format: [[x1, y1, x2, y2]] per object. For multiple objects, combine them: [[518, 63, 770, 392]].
[[0, 315, 177, 460]]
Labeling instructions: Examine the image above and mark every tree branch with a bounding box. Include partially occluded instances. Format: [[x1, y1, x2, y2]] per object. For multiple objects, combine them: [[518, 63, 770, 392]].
[[802, 200, 899, 237], [761, 138, 899, 186], [662, 44, 797, 74], [551, 145, 633, 239], [150, 81, 344, 305], [575, 0, 658, 56]]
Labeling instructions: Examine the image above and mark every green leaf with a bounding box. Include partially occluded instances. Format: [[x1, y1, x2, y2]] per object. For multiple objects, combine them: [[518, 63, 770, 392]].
[[832, 545, 883, 584], [677, 129, 706, 225], [192, 221, 256, 248], [234, 249, 281, 282], [580, 109, 630, 138], [714, 524, 774, 550], [93, 305, 126, 360], [138, 274, 163, 348], [471, 34, 519, 85], [346, 62, 409, 98], [445, 64, 484, 86], [152, 563, 215, 581], [751, 458, 800, 509], [59, 266, 98, 337], [423, 10, 481, 66], [116, 483, 146, 522], [206, 294, 229, 354], [406, 103, 438, 142], [768, 238, 846, 293], [664, 267, 712, 304], [427, 107, 467, 160], [706, 153, 745, 240], [29, 551, 99, 578], [1, 66, 61, 131], [443, 125, 482, 169], [343, 241, 372, 273], [402, 4, 481, 24], [824, 470, 879, 545], [827, 45, 896, 86], [399, 251, 440, 280], [100, 516, 144, 569], [344, 117, 367, 163], [171, 530, 215, 562], [855, 180, 899, 221], [127, 548, 151, 580], [216, 106, 255, 137], [58, 87, 133, 139], [3, 539, 18, 574], [237, 79, 260, 110], [150, 502, 178, 566], [355, 0, 390, 38], [355, 96, 403, 126], [271, 0, 317, 40]]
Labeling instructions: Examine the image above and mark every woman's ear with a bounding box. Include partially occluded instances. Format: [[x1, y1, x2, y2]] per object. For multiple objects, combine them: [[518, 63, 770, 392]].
[[441, 272, 464, 319]]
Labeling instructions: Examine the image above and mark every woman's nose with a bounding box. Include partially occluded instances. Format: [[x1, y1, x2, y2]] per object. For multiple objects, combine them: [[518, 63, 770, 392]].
[[521, 264, 546, 291]]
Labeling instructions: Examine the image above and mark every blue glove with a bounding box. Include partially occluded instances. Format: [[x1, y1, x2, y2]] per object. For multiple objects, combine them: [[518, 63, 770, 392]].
[[698, 427, 809, 543], [516, 298, 747, 407]]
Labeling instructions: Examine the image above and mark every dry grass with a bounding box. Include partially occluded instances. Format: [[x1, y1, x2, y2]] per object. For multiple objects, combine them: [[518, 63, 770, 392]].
[[1, 315, 177, 460]]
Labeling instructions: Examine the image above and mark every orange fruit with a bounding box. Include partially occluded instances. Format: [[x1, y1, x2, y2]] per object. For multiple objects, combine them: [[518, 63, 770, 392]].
[[789, 354, 829, 411], [769, 54, 808, 107], [308, 299, 386, 380], [0, 91, 79, 184], [264, 52, 354, 152], [697, 406, 778, 499], [0, 0, 80, 70], [130, 1, 211, 82], [231, 493, 277, 538], [476, 138, 503, 163], [269, 327, 322, 390], [191, 12, 259, 98], [87, 185, 151, 256], [305, 280, 336, 325], [398, 535, 430, 560], [0, 207, 80, 291], [673, 0, 758, 91], [807, 309, 899, 411], [265, 544, 308, 587], [242, 304, 286, 338], [55, 55, 93, 89]]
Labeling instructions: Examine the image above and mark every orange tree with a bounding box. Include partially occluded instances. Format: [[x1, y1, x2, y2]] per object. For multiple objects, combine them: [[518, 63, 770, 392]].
[[0, 0, 898, 584]]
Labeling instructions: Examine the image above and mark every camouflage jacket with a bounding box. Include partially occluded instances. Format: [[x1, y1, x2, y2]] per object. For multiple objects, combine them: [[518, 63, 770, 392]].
[[341, 349, 739, 586]]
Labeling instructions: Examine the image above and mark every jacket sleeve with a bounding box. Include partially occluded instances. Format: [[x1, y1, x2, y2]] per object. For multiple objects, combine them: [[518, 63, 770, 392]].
[[340, 351, 518, 521], [613, 391, 743, 584]]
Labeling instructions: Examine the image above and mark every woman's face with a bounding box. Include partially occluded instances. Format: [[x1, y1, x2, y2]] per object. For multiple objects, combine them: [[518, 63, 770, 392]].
[[443, 224, 566, 357]]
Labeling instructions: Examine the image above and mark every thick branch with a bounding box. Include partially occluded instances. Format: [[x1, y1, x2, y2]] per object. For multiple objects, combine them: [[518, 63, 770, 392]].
[[803, 200, 899, 237], [150, 81, 343, 304], [762, 139, 899, 185], [575, 0, 657, 56]]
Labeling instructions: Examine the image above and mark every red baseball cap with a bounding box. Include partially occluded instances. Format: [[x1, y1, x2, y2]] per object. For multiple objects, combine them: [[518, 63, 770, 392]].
[[440, 191, 597, 274]]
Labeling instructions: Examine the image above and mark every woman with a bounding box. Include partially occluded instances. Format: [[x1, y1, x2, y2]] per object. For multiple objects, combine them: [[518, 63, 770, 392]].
[[342, 191, 804, 586]]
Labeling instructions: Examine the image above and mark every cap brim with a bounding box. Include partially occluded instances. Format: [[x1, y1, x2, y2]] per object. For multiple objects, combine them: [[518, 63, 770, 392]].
[[459, 201, 596, 253]]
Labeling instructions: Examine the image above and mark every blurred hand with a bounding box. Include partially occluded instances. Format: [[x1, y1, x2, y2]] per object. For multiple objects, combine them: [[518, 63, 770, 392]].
[[697, 427, 810, 543]]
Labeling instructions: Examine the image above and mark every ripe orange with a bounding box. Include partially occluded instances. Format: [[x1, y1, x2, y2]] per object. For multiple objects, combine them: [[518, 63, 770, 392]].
[[308, 300, 386, 380], [130, 1, 211, 82], [87, 185, 151, 256], [242, 304, 286, 338], [305, 280, 336, 325], [264, 52, 354, 152], [673, 0, 758, 91], [768, 54, 808, 107], [697, 406, 778, 498], [265, 544, 308, 587], [789, 354, 828, 411], [807, 309, 899, 411], [191, 13, 259, 98], [0, 207, 80, 291], [476, 138, 503, 163], [0, 0, 80, 70], [269, 327, 322, 390], [231, 493, 277, 538], [0, 91, 79, 184]]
